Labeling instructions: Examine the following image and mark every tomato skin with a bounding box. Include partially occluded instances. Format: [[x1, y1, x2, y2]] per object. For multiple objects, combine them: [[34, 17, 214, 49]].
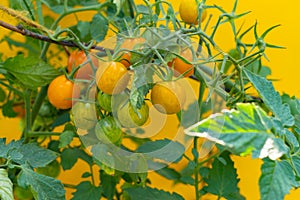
[[117, 102, 149, 128], [179, 0, 207, 24], [151, 81, 185, 114], [168, 47, 194, 77], [13, 104, 26, 118], [47, 75, 80, 110], [71, 102, 97, 130], [67, 50, 98, 80], [96, 62, 130, 95], [119, 38, 146, 68], [95, 116, 122, 144], [97, 92, 112, 112]]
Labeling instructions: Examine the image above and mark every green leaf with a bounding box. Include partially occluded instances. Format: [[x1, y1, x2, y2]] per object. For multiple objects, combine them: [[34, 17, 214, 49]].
[[201, 152, 245, 200], [0, 139, 57, 168], [259, 159, 296, 200], [18, 167, 65, 200], [291, 155, 300, 177], [136, 139, 185, 163], [130, 65, 154, 109], [3, 54, 60, 90], [1, 100, 17, 118], [71, 181, 102, 200], [0, 169, 14, 200], [124, 186, 184, 200], [59, 124, 76, 148], [0, 87, 6, 102], [244, 69, 294, 126], [185, 103, 288, 159], [61, 148, 78, 170], [100, 170, 117, 200], [90, 14, 108, 42], [155, 166, 181, 181], [18, 143, 57, 168], [113, 0, 125, 14], [77, 21, 91, 40]]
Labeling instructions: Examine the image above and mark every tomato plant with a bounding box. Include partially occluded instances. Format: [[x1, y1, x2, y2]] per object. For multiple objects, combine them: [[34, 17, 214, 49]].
[[0, 0, 298, 200]]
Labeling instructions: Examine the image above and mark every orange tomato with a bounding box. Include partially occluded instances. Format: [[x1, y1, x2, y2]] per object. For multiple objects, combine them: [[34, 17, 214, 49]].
[[151, 81, 186, 114], [168, 47, 194, 77], [119, 37, 146, 68], [96, 62, 130, 95], [12, 104, 25, 118], [67, 49, 98, 79], [47, 75, 80, 109], [179, 0, 207, 25]]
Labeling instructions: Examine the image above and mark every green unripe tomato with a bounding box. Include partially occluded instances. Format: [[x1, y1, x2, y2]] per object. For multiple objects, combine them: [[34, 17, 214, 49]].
[[71, 102, 97, 130], [95, 116, 122, 144], [117, 102, 149, 128], [97, 92, 112, 112], [36, 160, 61, 178]]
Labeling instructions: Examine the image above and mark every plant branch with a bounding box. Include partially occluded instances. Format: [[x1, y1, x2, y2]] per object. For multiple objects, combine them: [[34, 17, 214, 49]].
[[0, 20, 113, 53]]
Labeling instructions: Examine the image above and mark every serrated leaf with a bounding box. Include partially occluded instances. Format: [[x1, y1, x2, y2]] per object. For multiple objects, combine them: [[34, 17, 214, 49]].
[[124, 186, 184, 200], [259, 159, 296, 200], [0, 169, 14, 200], [244, 69, 294, 126], [90, 14, 108, 42], [18, 167, 65, 200], [291, 155, 300, 177], [136, 139, 185, 163], [185, 103, 288, 159], [61, 148, 78, 170], [18, 143, 57, 168], [71, 181, 102, 200], [201, 152, 245, 200], [3, 54, 60, 90]]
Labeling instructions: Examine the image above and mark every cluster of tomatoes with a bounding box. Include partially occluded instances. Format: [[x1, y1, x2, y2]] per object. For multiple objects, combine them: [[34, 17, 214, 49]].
[[46, 0, 206, 144]]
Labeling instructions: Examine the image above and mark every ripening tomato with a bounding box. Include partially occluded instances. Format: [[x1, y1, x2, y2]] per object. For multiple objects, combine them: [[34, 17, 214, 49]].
[[12, 104, 26, 118], [179, 0, 207, 25], [151, 81, 186, 114], [117, 101, 149, 128], [119, 37, 146, 68], [95, 116, 123, 145], [47, 75, 80, 109], [67, 49, 98, 79], [168, 47, 194, 77], [71, 102, 97, 130], [96, 61, 130, 95]]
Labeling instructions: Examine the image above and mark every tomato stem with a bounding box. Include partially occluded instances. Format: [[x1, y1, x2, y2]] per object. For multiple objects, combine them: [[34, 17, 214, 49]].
[[23, 89, 32, 142]]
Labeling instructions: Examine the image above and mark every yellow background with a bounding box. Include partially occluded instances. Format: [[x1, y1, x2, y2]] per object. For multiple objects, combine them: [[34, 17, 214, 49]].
[[1, 0, 300, 199]]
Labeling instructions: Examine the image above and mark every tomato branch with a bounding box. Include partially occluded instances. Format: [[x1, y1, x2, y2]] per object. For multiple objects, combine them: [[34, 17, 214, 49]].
[[0, 20, 113, 53]]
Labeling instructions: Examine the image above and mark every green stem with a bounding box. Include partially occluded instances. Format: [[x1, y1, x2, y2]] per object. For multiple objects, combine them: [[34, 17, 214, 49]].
[[194, 138, 200, 200], [23, 89, 32, 141], [28, 131, 63, 137], [90, 165, 96, 185], [36, 0, 44, 25], [63, 183, 77, 189], [31, 86, 48, 126]]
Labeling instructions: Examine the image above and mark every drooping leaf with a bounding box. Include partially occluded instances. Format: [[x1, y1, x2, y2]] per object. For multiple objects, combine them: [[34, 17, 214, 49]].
[[3, 54, 61, 90], [124, 186, 184, 200], [185, 103, 288, 159], [1, 100, 17, 118], [244, 69, 294, 126], [155, 166, 181, 181], [0, 169, 14, 200], [136, 139, 185, 163], [60, 148, 78, 170], [18, 167, 65, 200], [71, 181, 102, 200], [201, 152, 245, 200], [259, 159, 296, 200], [100, 170, 117, 200], [59, 124, 76, 148], [90, 14, 108, 42]]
